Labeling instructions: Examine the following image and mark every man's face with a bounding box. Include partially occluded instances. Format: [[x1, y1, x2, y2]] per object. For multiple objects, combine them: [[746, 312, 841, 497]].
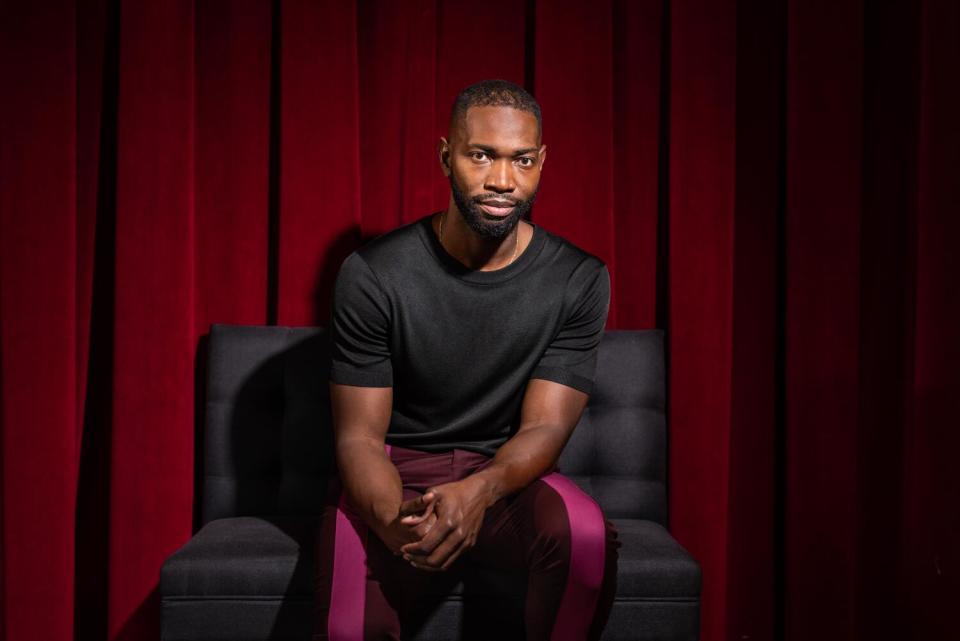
[[440, 105, 547, 240]]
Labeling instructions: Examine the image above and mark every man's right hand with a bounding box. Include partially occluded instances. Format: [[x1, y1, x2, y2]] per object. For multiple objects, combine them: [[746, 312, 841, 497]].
[[373, 491, 437, 556]]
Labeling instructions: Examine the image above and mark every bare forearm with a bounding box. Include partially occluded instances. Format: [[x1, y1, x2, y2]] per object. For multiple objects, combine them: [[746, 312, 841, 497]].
[[335, 435, 403, 529], [469, 423, 568, 507]]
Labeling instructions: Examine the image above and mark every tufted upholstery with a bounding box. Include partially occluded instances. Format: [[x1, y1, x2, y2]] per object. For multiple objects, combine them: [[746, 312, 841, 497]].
[[160, 324, 701, 641], [201, 326, 334, 523], [557, 330, 667, 524]]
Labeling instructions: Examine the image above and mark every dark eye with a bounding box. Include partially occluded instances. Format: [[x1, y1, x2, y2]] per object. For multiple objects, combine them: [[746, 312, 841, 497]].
[[517, 157, 534, 167], [470, 152, 488, 162]]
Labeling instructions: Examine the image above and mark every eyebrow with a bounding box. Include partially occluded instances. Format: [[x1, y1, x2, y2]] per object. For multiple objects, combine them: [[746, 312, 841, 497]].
[[470, 144, 540, 156]]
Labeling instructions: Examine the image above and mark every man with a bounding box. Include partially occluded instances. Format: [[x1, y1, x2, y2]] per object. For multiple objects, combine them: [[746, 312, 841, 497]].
[[315, 79, 619, 641]]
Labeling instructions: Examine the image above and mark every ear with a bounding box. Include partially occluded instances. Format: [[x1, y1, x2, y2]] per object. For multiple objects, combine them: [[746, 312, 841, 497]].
[[438, 137, 451, 176], [538, 144, 547, 171]]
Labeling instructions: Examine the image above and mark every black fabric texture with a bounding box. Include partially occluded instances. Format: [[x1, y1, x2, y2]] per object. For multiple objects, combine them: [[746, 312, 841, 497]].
[[329, 212, 611, 456]]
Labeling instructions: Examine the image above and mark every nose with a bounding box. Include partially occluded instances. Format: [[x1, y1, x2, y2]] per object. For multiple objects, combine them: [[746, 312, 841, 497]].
[[483, 158, 516, 194]]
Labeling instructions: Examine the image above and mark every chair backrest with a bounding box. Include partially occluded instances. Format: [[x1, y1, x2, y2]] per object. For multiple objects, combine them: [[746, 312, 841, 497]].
[[555, 330, 667, 524], [201, 324, 666, 526]]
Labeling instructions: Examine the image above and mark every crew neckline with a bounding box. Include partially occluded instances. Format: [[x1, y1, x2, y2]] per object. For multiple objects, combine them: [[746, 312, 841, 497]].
[[417, 211, 546, 285]]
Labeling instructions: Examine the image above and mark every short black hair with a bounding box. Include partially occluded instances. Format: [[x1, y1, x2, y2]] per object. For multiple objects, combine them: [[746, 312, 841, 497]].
[[449, 79, 542, 139]]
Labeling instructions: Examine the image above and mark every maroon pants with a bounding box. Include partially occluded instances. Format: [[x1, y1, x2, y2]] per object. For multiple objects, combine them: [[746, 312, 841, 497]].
[[313, 445, 620, 641]]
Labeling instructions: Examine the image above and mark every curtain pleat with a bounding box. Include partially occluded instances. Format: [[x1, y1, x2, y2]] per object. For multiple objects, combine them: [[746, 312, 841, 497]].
[[0, 2, 78, 640], [109, 2, 196, 638]]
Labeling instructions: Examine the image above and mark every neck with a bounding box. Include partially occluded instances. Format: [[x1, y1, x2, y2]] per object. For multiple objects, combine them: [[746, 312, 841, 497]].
[[439, 206, 524, 272]]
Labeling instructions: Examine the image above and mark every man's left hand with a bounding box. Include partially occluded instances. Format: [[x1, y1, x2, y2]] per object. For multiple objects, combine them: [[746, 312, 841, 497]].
[[399, 475, 493, 571]]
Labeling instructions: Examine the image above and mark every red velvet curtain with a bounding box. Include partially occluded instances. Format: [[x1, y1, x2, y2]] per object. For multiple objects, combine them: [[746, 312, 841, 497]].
[[1, 1, 957, 640]]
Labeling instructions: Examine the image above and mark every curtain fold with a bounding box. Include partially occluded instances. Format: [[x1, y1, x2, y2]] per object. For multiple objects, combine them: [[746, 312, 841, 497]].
[[1, 1, 957, 640], [0, 3, 78, 641]]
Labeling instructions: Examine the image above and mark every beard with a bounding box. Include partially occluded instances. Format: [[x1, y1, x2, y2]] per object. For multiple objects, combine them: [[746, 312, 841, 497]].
[[448, 173, 538, 240]]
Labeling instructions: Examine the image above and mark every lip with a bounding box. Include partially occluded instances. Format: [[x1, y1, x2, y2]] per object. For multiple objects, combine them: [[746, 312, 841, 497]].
[[478, 201, 517, 216]]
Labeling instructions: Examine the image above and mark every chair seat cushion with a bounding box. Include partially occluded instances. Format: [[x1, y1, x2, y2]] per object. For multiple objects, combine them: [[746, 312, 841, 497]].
[[611, 518, 701, 598], [161, 516, 317, 598]]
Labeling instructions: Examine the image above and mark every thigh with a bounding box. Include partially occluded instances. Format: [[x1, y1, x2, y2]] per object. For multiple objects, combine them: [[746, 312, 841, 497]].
[[465, 473, 618, 641], [468, 472, 612, 577], [467, 477, 561, 569]]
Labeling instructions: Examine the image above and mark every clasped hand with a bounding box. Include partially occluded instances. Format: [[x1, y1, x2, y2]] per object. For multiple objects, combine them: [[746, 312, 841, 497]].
[[393, 476, 491, 572]]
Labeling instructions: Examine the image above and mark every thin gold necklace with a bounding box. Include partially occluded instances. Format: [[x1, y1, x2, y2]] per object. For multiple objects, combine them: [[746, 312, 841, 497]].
[[438, 212, 521, 267]]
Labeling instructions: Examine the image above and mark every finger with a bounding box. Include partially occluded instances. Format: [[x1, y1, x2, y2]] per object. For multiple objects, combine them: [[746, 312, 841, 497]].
[[400, 516, 453, 556], [439, 537, 472, 571], [400, 499, 435, 524], [408, 558, 444, 572], [423, 529, 466, 569], [410, 512, 437, 537], [407, 531, 468, 572], [401, 499, 435, 524], [401, 514, 426, 525], [398, 495, 425, 517], [398, 491, 436, 517]]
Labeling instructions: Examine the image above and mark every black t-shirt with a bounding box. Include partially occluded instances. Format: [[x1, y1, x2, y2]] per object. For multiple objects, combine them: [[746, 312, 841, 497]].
[[328, 212, 611, 456]]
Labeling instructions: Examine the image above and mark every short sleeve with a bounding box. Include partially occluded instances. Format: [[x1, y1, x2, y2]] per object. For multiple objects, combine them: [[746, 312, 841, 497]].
[[328, 252, 393, 387], [530, 261, 611, 394]]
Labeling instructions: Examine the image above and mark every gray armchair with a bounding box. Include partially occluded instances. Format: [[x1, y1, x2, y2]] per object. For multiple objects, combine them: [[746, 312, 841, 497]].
[[160, 324, 701, 640]]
